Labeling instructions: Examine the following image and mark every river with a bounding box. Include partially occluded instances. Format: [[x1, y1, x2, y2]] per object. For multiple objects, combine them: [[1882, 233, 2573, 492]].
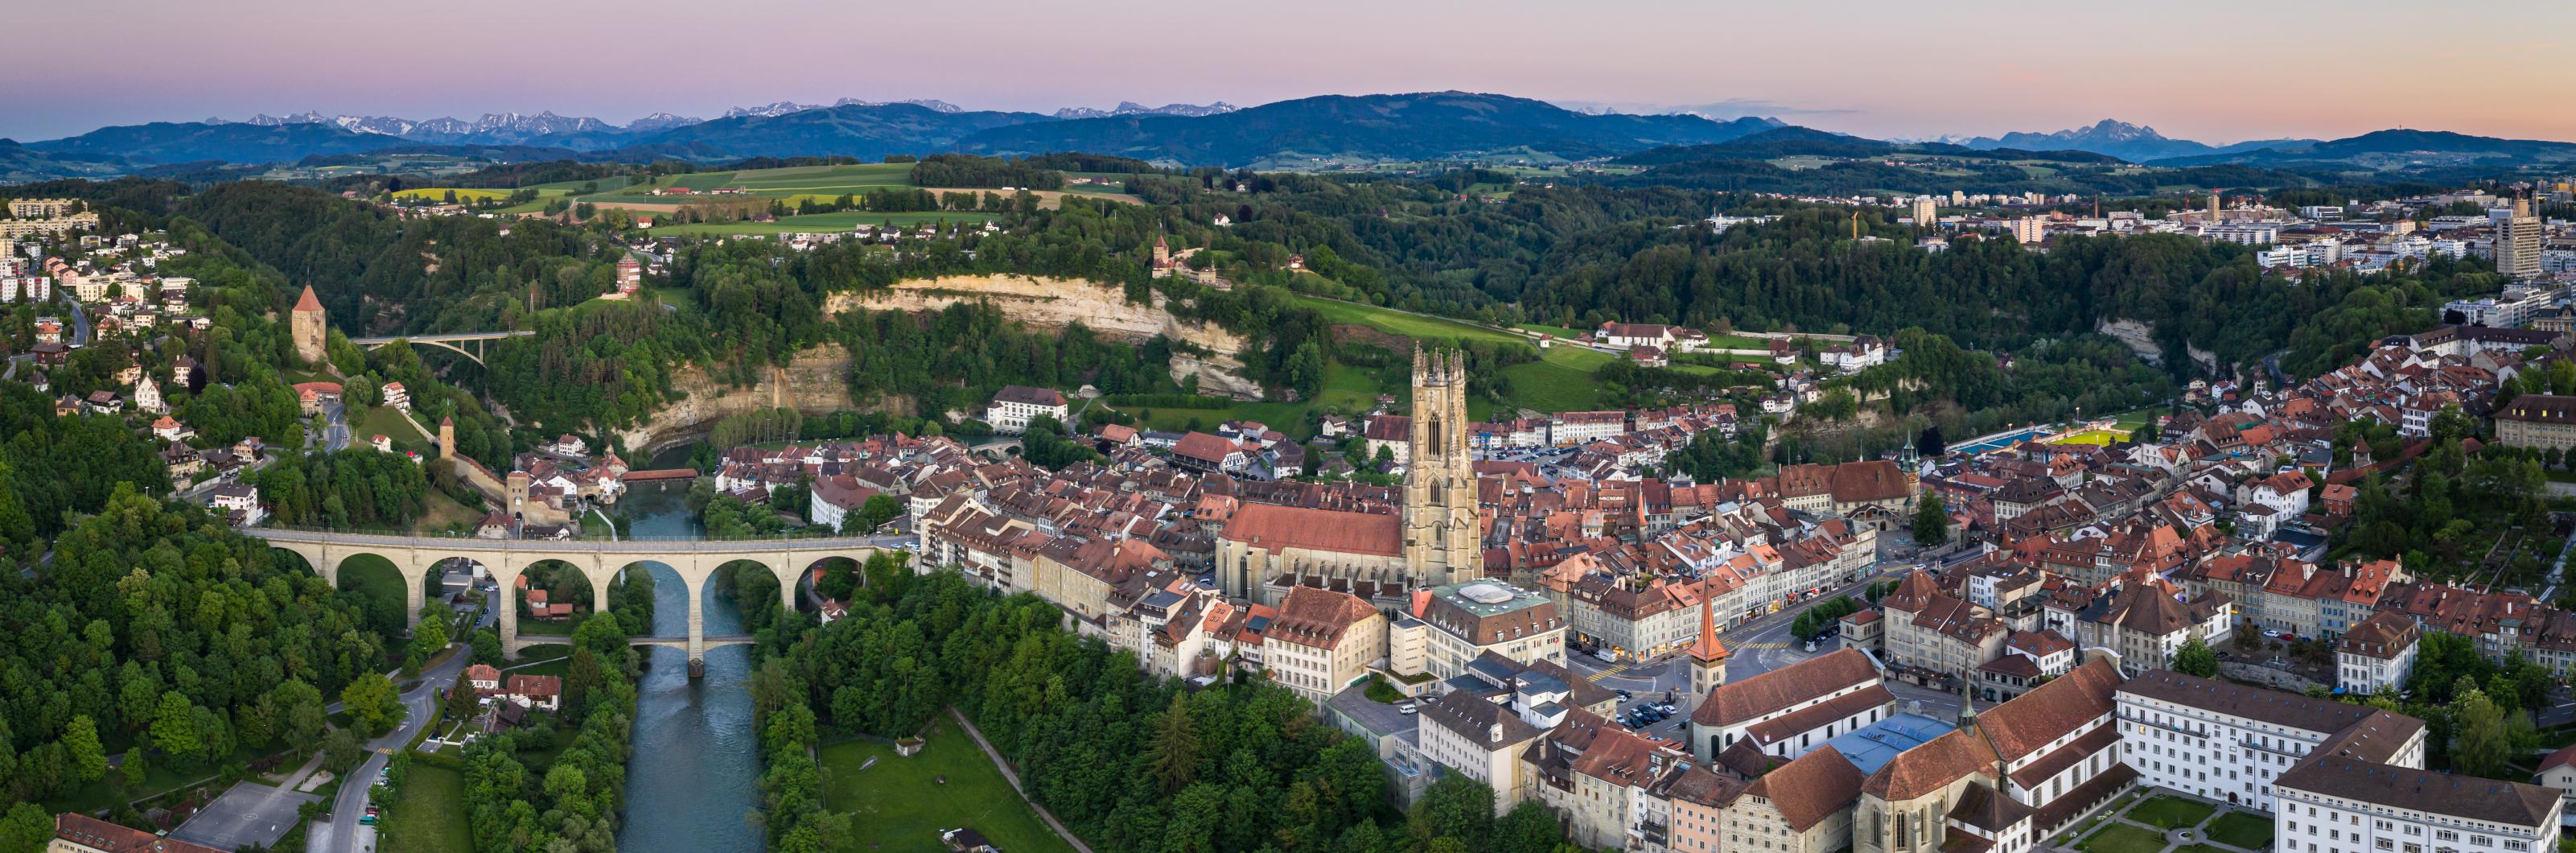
[[616, 445, 764, 853]]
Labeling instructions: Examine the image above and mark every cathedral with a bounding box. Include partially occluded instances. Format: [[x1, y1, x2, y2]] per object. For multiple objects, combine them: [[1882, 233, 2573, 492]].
[[1216, 347, 1483, 606]]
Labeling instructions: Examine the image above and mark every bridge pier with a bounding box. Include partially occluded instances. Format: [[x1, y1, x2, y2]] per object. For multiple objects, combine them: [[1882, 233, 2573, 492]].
[[685, 555, 707, 678], [403, 553, 426, 634]]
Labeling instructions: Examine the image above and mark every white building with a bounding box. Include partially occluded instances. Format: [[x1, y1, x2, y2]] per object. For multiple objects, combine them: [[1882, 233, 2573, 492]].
[[2115, 670, 2425, 812], [983, 385, 1068, 435], [2274, 759, 2558, 853], [2335, 612, 2420, 696]]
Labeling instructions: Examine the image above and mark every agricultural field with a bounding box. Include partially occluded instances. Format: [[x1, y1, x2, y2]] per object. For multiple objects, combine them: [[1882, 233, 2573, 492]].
[[648, 210, 994, 237], [582, 163, 916, 205]]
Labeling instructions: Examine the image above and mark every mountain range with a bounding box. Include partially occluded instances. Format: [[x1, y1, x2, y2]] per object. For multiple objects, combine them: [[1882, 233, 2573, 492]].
[[1920, 120, 2310, 163], [12, 96, 2576, 179]]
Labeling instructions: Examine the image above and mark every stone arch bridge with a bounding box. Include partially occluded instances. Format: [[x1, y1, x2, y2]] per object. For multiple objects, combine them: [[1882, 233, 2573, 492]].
[[260, 529, 883, 675]]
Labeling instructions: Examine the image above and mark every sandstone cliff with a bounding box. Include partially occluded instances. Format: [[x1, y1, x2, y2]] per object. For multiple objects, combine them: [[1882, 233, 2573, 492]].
[[614, 344, 899, 453], [824, 274, 1265, 400]]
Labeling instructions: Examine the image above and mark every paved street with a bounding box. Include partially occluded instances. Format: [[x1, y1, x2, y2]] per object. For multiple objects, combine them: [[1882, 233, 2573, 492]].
[[307, 639, 472, 853]]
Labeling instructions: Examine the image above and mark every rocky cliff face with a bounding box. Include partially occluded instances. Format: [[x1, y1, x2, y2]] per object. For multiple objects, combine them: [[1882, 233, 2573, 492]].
[[613, 343, 901, 453], [824, 274, 1266, 399], [2097, 317, 2217, 372]]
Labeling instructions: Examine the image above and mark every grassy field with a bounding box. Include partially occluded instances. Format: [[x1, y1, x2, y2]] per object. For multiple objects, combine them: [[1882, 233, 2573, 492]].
[[381, 764, 472, 853], [2076, 822, 2170, 853], [586, 164, 916, 205], [393, 187, 517, 204], [352, 406, 430, 452], [2127, 794, 2215, 829], [2204, 812, 2273, 849], [821, 725, 1074, 853], [1284, 295, 1615, 414], [650, 211, 994, 237]]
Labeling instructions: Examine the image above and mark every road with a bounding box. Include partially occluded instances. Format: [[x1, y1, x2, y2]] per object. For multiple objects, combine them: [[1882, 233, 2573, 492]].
[[1564, 556, 1960, 736], [307, 640, 472, 853]]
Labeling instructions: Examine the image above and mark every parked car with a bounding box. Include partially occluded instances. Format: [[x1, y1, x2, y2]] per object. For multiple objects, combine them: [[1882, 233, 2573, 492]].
[[1397, 703, 1417, 715]]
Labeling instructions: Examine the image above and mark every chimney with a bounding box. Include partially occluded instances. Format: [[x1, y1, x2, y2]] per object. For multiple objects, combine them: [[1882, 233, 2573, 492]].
[[1489, 723, 1504, 743]]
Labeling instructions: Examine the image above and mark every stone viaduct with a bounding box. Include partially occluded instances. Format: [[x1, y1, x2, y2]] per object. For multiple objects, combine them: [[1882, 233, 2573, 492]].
[[260, 529, 883, 675]]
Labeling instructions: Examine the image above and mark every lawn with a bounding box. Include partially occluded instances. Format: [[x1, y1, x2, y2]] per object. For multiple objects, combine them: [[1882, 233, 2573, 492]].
[[352, 405, 430, 453], [2204, 811, 2274, 849], [651, 210, 994, 237], [1497, 345, 1611, 413], [2128, 794, 2216, 829], [820, 724, 1074, 853], [2077, 822, 2171, 853], [380, 764, 471, 853]]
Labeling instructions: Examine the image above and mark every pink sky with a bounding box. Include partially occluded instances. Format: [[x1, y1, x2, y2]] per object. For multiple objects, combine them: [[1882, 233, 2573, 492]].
[[11, 0, 2574, 143]]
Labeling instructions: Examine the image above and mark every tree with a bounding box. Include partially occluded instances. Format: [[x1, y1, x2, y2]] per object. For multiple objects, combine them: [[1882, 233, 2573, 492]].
[[408, 605, 451, 670], [151, 692, 204, 764], [342, 672, 404, 736], [1409, 773, 1496, 851], [2450, 688, 2514, 779], [323, 727, 363, 771], [1911, 492, 1951, 546], [1915, 426, 1946, 458], [1493, 800, 1564, 853], [0, 802, 53, 853], [1145, 693, 1201, 795], [62, 715, 105, 784], [277, 679, 327, 748], [2171, 638, 2220, 678], [470, 628, 504, 666]]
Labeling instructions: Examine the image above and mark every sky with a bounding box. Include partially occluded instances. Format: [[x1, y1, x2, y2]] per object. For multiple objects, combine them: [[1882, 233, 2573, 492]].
[[10, 0, 2574, 143]]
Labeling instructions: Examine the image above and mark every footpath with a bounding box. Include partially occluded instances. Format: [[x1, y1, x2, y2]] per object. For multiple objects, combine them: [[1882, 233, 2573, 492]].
[[946, 707, 1097, 853]]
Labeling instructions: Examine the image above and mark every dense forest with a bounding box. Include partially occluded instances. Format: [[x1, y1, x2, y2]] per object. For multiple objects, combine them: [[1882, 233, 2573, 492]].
[[0, 490, 387, 821]]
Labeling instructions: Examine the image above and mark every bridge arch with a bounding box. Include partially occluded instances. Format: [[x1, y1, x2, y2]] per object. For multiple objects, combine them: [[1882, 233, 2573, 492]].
[[254, 530, 891, 676]]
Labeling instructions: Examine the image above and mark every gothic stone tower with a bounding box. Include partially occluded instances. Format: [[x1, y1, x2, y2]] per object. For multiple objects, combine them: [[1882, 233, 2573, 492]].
[[1404, 347, 1480, 589], [290, 286, 327, 366]]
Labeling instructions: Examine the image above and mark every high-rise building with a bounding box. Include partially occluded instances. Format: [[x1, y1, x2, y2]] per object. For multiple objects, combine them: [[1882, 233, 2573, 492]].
[[1910, 196, 1939, 228], [2498, 196, 2543, 279], [2009, 217, 2044, 245]]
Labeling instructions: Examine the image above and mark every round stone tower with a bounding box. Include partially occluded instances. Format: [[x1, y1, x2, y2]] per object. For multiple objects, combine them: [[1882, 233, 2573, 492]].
[[290, 286, 327, 366]]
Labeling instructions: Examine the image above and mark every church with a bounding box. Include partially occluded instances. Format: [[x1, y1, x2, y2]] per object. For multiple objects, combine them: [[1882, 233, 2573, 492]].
[[1216, 347, 1483, 607]]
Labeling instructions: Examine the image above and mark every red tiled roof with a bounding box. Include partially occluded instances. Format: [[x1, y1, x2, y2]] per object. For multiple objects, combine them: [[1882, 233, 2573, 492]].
[[1224, 503, 1402, 557]]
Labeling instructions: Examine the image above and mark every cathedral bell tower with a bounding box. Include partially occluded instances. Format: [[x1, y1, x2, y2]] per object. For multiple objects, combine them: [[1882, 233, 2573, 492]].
[[1404, 346, 1480, 590]]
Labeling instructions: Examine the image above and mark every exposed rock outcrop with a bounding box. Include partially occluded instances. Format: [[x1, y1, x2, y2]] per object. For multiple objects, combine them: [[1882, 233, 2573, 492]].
[[825, 274, 1265, 400], [614, 344, 901, 453]]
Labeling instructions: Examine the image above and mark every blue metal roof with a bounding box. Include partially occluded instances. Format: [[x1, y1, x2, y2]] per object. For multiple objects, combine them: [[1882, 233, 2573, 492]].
[[1822, 712, 1957, 776]]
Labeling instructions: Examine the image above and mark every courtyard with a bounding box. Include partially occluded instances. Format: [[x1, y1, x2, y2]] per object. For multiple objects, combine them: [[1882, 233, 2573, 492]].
[[2064, 792, 2271, 853]]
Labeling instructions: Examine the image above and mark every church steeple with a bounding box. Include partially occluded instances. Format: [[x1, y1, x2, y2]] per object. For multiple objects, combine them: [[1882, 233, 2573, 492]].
[[1403, 345, 1477, 591]]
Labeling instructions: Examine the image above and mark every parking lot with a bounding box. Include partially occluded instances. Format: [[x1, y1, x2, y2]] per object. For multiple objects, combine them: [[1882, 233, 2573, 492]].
[[168, 780, 321, 851]]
